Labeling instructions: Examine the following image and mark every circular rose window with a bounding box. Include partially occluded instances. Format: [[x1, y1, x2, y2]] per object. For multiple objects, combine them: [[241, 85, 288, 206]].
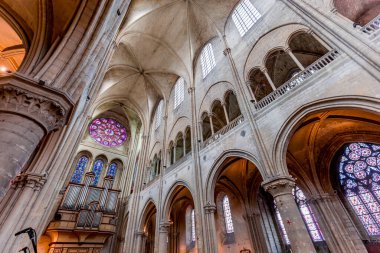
[[89, 118, 127, 147]]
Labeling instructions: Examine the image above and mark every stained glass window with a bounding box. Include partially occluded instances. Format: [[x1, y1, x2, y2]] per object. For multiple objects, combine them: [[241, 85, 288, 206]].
[[89, 118, 127, 148], [155, 100, 163, 129], [232, 0, 261, 36], [191, 209, 196, 242], [339, 142, 380, 236], [223, 195, 234, 233], [294, 187, 325, 242], [200, 43, 216, 78], [107, 162, 117, 178], [92, 159, 104, 186], [174, 77, 185, 109], [274, 203, 291, 245], [70, 156, 89, 184]]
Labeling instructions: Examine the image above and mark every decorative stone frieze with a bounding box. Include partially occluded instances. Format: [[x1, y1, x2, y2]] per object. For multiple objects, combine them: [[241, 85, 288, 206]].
[[11, 172, 47, 191], [0, 74, 73, 132]]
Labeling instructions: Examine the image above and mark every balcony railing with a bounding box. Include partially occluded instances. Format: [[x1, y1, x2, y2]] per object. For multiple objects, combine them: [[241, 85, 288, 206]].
[[202, 115, 244, 149], [361, 14, 380, 36], [254, 50, 340, 111]]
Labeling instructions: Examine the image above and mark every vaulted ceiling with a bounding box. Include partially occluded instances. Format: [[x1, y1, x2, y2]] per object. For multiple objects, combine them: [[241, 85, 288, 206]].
[[98, 0, 242, 124]]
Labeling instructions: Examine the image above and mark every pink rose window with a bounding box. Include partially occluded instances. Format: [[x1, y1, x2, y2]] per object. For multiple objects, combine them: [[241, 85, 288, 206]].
[[89, 118, 127, 147]]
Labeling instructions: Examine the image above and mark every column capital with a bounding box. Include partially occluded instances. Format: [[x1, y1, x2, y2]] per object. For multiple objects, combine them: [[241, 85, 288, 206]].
[[135, 231, 145, 236], [163, 115, 168, 120], [245, 80, 254, 87], [159, 221, 172, 233], [0, 74, 73, 132], [204, 201, 217, 214], [262, 176, 295, 198], [223, 47, 231, 56], [11, 172, 47, 191], [260, 67, 268, 73]]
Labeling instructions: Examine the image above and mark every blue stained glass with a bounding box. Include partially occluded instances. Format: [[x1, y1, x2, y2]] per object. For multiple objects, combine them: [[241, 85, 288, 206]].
[[70, 156, 88, 183], [339, 142, 380, 236], [92, 159, 104, 186], [107, 163, 117, 178]]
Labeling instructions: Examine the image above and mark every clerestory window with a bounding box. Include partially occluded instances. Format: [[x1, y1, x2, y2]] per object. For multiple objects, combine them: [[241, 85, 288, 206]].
[[232, 0, 261, 36], [200, 43, 216, 78]]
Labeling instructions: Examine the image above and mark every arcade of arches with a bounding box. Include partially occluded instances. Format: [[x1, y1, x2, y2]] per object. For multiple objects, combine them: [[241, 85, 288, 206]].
[[0, 1, 379, 253]]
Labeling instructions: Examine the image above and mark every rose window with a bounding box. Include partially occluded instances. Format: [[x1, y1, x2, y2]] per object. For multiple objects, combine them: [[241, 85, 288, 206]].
[[89, 118, 127, 147]]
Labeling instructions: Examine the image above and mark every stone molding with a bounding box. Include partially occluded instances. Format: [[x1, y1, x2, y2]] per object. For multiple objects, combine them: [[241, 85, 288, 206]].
[[0, 74, 73, 132], [11, 172, 47, 191], [159, 221, 172, 233], [262, 176, 296, 198], [204, 202, 217, 214]]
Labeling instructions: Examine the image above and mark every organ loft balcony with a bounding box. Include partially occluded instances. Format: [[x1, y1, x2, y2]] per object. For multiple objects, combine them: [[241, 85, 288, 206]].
[[44, 172, 120, 252]]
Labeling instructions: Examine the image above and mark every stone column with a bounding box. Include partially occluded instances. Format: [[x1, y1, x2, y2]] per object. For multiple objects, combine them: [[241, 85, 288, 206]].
[[245, 80, 257, 103], [204, 202, 218, 253], [0, 75, 71, 198], [262, 176, 316, 253], [285, 48, 305, 71], [135, 231, 145, 253], [222, 103, 230, 124], [307, 30, 332, 51], [158, 222, 171, 253], [173, 145, 177, 163], [261, 67, 277, 91], [245, 212, 269, 253], [198, 122, 204, 142], [183, 133, 186, 155], [310, 192, 367, 253], [208, 114, 215, 135]]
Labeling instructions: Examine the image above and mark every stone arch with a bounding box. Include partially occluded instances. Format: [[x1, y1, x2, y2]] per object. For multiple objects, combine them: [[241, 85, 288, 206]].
[[138, 199, 158, 232], [162, 181, 195, 220], [333, 0, 380, 26], [66, 150, 93, 184], [273, 96, 380, 177]]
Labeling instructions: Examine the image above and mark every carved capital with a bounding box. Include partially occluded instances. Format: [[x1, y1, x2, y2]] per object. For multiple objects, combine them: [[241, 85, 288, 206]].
[[260, 67, 268, 73], [0, 74, 73, 132], [11, 172, 47, 191], [187, 87, 195, 94], [262, 176, 295, 198], [223, 47, 231, 56], [159, 221, 172, 233], [204, 202, 217, 214]]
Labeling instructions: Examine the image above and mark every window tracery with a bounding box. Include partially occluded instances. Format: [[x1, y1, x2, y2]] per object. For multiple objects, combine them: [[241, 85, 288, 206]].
[[200, 43, 216, 78], [191, 209, 196, 242], [89, 118, 127, 148], [70, 156, 89, 184], [339, 142, 380, 236], [232, 0, 261, 36], [107, 162, 117, 178], [174, 77, 185, 109], [222, 195, 234, 234], [155, 100, 163, 129]]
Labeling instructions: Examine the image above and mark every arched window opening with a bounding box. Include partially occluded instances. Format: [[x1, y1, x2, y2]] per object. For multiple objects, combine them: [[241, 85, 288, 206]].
[[334, 0, 380, 26], [169, 141, 175, 165], [185, 127, 191, 154], [174, 77, 185, 109], [201, 112, 212, 141], [155, 100, 164, 129], [71, 156, 89, 184], [175, 132, 184, 161], [294, 187, 325, 242], [107, 162, 117, 178], [248, 69, 274, 101], [211, 101, 227, 132], [232, 0, 261, 36], [191, 209, 196, 242], [265, 50, 300, 87], [225, 91, 241, 121], [92, 159, 104, 186], [222, 195, 234, 234], [200, 43, 216, 78], [288, 32, 329, 68], [339, 142, 380, 236]]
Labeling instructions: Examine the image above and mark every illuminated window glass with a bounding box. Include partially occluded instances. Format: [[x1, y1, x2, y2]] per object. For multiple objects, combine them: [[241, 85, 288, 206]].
[[191, 209, 196, 242], [107, 162, 117, 178], [339, 142, 380, 236], [155, 100, 164, 129], [294, 187, 325, 242], [232, 0, 261, 36], [89, 118, 127, 147], [174, 77, 185, 109], [70, 156, 89, 184], [274, 203, 291, 245], [92, 159, 104, 186], [222, 195, 234, 233], [200, 43, 216, 78]]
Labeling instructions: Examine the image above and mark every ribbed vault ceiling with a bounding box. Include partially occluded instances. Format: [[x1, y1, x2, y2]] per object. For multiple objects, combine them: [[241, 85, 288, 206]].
[[99, 0, 241, 123]]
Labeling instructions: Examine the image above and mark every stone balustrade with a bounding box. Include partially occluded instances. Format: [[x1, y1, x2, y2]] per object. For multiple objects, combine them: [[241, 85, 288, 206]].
[[254, 50, 340, 110], [361, 13, 380, 36]]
